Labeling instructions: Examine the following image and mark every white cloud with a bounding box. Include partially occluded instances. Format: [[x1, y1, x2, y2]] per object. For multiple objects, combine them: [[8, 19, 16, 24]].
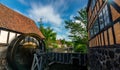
[[15, 0, 87, 42], [57, 35, 64, 40], [75, 20, 81, 23], [75, 20, 86, 28], [57, 34, 71, 41], [26, 2, 69, 41], [28, 4, 62, 26]]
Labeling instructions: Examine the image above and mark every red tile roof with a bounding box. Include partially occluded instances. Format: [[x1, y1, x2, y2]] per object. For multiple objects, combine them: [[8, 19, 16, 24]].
[[0, 4, 44, 38]]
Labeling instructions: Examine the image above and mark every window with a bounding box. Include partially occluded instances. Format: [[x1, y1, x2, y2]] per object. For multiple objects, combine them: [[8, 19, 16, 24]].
[[90, 28, 94, 38], [89, 4, 111, 38], [99, 5, 110, 30], [99, 12, 104, 30], [103, 5, 110, 26], [94, 20, 99, 34]]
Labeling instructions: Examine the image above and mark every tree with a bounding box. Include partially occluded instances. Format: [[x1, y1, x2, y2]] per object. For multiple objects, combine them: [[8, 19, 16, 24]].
[[61, 39, 66, 45], [39, 25, 57, 51], [65, 8, 88, 53]]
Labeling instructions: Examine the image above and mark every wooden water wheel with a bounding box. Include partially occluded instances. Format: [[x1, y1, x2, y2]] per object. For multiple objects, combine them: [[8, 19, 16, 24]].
[[6, 34, 46, 70]]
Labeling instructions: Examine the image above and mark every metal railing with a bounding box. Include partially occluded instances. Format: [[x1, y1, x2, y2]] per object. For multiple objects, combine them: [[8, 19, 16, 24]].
[[31, 50, 47, 70], [48, 52, 87, 65], [31, 52, 87, 70]]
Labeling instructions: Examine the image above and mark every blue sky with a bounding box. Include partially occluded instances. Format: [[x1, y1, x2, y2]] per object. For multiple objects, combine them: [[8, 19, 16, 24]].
[[0, 0, 88, 41]]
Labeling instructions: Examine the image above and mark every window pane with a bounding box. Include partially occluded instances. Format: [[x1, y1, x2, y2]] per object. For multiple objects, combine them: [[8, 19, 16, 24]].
[[99, 12, 104, 30], [90, 27, 94, 37], [103, 6, 107, 26], [94, 20, 99, 34], [103, 5, 110, 26], [105, 5, 110, 25], [106, 16, 110, 25]]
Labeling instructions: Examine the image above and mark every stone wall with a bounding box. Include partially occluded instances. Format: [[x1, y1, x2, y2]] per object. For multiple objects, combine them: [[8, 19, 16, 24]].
[[0, 45, 8, 70], [89, 47, 120, 70]]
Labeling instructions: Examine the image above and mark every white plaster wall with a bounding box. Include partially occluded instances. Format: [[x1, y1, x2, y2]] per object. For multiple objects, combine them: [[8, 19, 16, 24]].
[[8, 32, 16, 44], [0, 30, 8, 43], [17, 34, 20, 36]]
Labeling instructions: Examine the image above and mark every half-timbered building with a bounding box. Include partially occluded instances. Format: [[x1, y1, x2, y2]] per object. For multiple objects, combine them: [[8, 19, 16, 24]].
[[87, 0, 120, 47], [0, 3, 44, 69], [87, 0, 120, 69]]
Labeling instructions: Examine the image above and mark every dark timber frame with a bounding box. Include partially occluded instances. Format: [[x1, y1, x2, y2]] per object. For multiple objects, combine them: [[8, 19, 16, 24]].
[[87, 0, 120, 48]]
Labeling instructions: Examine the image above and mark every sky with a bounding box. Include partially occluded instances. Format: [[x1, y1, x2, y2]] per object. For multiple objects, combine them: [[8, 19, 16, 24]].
[[0, 0, 88, 41]]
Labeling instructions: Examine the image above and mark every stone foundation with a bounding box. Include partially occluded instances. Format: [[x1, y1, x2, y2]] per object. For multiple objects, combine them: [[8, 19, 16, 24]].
[[0, 46, 8, 70], [89, 47, 120, 70]]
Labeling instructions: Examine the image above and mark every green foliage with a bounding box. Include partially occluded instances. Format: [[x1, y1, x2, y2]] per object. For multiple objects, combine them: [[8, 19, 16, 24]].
[[52, 43, 59, 48], [65, 41, 73, 47], [74, 44, 87, 53], [61, 39, 66, 45], [65, 8, 88, 53], [74, 8, 87, 26], [39, 24, 57, 51]]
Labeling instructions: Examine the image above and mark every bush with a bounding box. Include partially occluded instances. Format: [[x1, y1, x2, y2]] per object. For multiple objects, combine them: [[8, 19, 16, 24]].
[[52, 44, 59, 48], [74, 44, 87, 54]]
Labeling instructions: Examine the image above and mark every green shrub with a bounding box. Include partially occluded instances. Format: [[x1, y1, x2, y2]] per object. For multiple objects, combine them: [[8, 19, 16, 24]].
[[74, 44, 87, 53]]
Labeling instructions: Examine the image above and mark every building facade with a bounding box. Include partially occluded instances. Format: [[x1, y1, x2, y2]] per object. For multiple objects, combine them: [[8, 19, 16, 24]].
[[87, 0, 120, 47], [87, 0, 120, 70], [0, 4, 44, 69]]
